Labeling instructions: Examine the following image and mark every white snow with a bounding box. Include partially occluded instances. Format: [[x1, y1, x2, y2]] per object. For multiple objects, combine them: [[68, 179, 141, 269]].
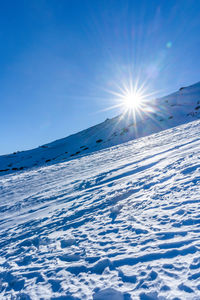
[[0, 116, 200, 299]]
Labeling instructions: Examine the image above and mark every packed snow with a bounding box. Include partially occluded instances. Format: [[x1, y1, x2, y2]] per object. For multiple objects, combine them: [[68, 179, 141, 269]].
[[0, 118, 200, 299], [0, 82, 200, 176]]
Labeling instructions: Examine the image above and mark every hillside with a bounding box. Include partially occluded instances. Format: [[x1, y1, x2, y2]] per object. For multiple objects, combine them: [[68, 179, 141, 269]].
[[0, 81, 200, 175], [0, 118, 200, 299]]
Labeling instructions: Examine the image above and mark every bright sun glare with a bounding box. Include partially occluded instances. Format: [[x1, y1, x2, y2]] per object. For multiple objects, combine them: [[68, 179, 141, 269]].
[[123, 91, 143, 110], [103, 78, 156, 119]]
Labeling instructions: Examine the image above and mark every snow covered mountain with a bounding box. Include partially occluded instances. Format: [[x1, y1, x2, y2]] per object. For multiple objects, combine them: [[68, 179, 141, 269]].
[[0, 81, 200, 176], [0, 118, 200, 299]]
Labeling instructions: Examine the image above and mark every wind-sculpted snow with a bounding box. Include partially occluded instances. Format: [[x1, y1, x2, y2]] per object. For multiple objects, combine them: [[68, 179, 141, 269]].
[[0, 120, 200, 299]]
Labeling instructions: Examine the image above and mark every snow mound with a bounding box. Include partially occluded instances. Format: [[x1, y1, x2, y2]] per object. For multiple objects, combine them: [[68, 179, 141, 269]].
[[93, 288, 125, 300]]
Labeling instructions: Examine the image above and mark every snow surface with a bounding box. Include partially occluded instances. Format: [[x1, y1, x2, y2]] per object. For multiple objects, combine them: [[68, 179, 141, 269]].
[[0, 82, 200, 176], [0, 119, 200, 299]]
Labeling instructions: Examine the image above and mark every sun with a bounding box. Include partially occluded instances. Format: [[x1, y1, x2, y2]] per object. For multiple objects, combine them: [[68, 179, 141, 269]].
[[101, 78, 155, 117], [114, 80, 148, 113], [123, 90, 143, 110]]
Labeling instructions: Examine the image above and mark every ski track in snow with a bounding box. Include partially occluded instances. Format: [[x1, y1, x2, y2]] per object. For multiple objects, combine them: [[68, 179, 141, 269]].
[[0, 120, 200, 299]]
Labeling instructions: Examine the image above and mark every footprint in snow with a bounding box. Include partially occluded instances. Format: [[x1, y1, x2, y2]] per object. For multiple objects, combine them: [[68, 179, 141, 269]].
[[60, 238, 76, 248]]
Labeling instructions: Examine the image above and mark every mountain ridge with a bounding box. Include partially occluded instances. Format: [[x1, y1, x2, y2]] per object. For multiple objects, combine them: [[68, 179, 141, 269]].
[[0, 81, 200, 175]]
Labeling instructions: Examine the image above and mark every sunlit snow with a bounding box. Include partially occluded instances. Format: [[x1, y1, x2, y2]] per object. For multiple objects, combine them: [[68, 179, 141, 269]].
[[0, 118, 200, 299]]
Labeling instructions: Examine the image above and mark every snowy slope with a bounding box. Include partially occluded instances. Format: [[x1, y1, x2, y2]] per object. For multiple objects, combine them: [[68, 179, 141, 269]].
[[0, 119, 200, 299], [0, 81, 200, 175]]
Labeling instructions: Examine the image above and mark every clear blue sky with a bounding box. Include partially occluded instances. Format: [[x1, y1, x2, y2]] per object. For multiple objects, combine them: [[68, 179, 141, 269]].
[[1, 0, 200, 155]]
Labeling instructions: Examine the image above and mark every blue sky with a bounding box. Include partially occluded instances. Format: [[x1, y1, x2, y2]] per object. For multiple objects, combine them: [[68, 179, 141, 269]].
[[1, 0, 200, 155]]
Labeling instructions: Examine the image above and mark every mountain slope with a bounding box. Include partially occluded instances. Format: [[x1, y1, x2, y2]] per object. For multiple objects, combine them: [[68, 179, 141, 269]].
[[0, 119, 200, 299], [0, 81, 200, 175]]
